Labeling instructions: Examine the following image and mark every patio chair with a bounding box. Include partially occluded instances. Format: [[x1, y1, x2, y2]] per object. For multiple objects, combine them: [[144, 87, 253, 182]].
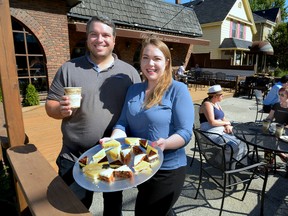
[[254, 89, 265, 123], [193, 128, 268, 216], [189, 103, 201, 167]]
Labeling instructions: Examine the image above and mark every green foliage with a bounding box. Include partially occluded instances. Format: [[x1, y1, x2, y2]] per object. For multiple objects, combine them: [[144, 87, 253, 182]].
[[267, 23, 288, 70], [272, 68, 288, 77], [23, 84, 40, 106], [249, 0, 287, 21]]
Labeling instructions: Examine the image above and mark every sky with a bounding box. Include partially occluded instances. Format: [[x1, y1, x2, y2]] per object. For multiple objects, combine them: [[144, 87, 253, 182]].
[[164, 0, 288, 9]]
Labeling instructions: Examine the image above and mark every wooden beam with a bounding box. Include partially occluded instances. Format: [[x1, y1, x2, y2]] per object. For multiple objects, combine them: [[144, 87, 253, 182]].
[[74, 23, 210, 46], [0, 0, 26, 147]]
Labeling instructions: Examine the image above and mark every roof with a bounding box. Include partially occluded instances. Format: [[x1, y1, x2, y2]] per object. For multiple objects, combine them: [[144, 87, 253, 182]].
[[184, 0, 237, 24], [68, 0, 203, 37], [253, 12, 268, 23], [219, 38, 252, 50], [253, 7, 280, 23]]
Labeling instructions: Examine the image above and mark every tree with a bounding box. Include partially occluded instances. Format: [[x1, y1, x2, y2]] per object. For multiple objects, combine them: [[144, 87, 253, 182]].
[[267, 22, 288, 70], [249, 0, 287, 21]]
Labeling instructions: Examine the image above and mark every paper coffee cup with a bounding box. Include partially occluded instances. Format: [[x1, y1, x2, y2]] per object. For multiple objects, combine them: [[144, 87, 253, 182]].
[[64, 87, 82, 108]]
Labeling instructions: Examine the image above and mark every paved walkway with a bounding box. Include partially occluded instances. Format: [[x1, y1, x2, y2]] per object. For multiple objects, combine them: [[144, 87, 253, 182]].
[[1, 87, 288, 215]]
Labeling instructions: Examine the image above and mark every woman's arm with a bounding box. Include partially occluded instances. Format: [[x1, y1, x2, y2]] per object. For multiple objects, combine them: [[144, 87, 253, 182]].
[[203, 102, 230, 126]]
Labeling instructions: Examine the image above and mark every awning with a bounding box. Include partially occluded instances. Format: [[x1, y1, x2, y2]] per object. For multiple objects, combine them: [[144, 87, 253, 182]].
[[248, 41, 274, 55], [219, 38, 252, 50]]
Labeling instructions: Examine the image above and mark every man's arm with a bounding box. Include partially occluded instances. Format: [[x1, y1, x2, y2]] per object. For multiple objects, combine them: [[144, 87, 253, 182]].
[[45, 96, 72, 119]]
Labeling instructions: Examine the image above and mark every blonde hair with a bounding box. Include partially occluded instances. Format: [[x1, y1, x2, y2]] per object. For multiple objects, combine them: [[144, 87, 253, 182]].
[[141, 38, 173, 109]]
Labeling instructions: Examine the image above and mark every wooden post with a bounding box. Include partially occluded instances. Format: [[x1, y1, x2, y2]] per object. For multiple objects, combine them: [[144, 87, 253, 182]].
[[0, 0, 26, 147], [0, 0, 28, 214]]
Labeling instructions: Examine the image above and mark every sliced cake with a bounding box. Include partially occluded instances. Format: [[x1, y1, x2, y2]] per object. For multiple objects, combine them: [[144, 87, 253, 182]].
[[134, 153, 148, 166], [125, 137, 140, 146], [109, 159, 123, 169], [92, 148, 106, 163], [113, 165, 133, 179], [102, 139, 121, 149], [139, 139, 148, 149], [79, 155, 89, 168], [84, 169, 102, 180], [82, 162, 103, 173], [146, 145, 159, 162], [106, 145, 121, 161], [133, 160, 152, 173], [120, 148, 132, 165], [98, 168, 115, 183], [98, 155, 109, 167], [132, 145, 143, 155]]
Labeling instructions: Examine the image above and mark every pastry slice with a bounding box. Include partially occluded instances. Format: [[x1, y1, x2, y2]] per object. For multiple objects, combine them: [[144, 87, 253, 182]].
[[92, 148, 106, 163], [133, 161, 152, 173], [113, 165, 133, 179], [98, 155, 109, 167], [146, 145, 159, 162], [106, 145, 121, 161], [79, 155, 88, 168], [109, 159, 124, 169], [139, 139, 148, 149], [132, 145, 143, 155], [98, 168, 115, 183], [84, 169, 102, 180], [102, 139, 121, 149], [125, 137, 140, 146], [120, 148, 132, 165], [134, 153, 148, 166], [82, 162, 103, 173]]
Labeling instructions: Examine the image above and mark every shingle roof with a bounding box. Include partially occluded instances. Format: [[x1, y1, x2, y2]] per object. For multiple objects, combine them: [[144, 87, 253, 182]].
[[253, 13, 267, 23], [219, 38, 252, 49], [184, 0, 237, 24], [253, 7, 280, 23], [68, 0, 202, 37]]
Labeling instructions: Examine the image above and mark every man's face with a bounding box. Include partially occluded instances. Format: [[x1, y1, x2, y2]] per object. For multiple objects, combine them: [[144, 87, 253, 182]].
[[87, 21, 115, 62]]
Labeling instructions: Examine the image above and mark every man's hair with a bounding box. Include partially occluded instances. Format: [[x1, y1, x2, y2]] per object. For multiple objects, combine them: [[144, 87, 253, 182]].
[[280, 75, 288, 83], [86, 15, 116, 36]]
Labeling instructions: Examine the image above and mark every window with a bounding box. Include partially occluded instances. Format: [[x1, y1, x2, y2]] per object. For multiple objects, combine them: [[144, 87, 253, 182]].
[[12, 18, 48, 96], [239, 23, 244, 39], [232, 21, 237, 38]]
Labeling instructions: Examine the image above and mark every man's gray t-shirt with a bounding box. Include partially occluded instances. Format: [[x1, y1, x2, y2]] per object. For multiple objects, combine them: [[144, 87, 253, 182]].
[[47, 55, 141, 159]]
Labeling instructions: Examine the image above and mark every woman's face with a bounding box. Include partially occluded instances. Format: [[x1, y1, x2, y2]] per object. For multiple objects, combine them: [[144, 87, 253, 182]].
[[214, 93, 223, 102], [140, 44, 167, 82]]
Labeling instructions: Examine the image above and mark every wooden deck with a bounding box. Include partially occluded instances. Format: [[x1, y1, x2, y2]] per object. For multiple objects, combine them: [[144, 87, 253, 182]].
[[1, 86, 234, 172]]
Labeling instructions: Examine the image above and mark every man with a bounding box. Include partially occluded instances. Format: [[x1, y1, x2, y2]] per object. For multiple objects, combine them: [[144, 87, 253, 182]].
[[263, 75, 288, 113], [45, 15, 141, 215]]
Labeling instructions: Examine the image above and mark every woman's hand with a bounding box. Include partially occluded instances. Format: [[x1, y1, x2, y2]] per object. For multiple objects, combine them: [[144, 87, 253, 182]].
[[151, 138, 166, 151], [99, 137, 111, 147], [224, 125, 233, 134]]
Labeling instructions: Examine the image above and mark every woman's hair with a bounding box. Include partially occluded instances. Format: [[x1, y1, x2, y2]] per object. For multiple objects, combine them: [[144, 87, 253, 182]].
[[279, 87, 288, 97], [201, 95, 213, 104], [140, 38, 173, 109]]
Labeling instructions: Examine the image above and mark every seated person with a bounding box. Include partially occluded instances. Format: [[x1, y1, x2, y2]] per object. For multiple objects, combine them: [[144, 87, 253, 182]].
[[175, 62, 187, 83], [263, 75, 288, 113], [199, 85, 248, 165], [265, 87, 288, 163]]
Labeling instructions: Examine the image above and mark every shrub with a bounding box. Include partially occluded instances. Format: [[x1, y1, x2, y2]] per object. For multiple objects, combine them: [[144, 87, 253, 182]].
[[23, 84, 40, 106]]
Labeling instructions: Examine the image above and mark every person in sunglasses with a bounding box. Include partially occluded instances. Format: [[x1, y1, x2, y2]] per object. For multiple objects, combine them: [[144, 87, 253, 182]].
[[265, 87, 288, 163]]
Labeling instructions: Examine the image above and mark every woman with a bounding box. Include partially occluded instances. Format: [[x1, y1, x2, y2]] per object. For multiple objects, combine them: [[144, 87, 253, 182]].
[[265, 87, 288, 163], [103, 38, 194, 215], [199, 85, 247, 163]]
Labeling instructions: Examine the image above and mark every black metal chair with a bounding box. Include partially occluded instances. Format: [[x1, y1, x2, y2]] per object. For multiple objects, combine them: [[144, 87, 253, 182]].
[[189, 103, 201, 167], [254, 89, 265, 123], [193, 128, 268, 216]]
